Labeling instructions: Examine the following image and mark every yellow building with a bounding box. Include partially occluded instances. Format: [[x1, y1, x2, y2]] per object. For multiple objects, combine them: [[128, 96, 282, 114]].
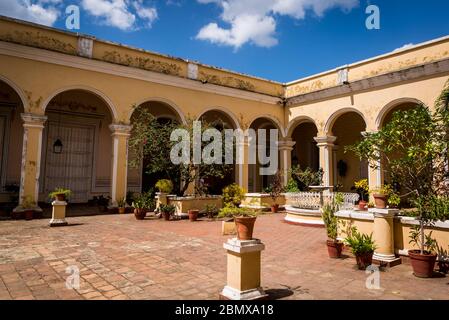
[[1, 16, 449, 211]]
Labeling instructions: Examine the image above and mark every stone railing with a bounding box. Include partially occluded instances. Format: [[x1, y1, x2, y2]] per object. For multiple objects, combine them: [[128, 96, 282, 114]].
[[285, 192, 359, 211]]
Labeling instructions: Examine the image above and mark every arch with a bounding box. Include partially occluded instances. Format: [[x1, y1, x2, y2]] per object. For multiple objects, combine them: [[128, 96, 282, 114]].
[[248, 114, 286, 138], [0, 74, 28, 109], [324, 107, 367, 135], [375, 97, 424, 130], [286, 115, 317, 138], [130, 97, 187, 124], [197, 106, 241, 129], [42, 85, 118, 121]]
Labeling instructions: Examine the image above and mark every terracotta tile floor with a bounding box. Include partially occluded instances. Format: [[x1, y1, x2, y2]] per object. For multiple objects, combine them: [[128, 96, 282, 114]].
[[0, 213, 447, 300]]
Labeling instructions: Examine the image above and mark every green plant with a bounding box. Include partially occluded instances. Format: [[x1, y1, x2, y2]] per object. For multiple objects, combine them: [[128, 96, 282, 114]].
[[322, 193, 343, 241], [285, 177, 300, 192], [264, 171, 284, 202], [289, 166, 323, 191], [388, 193, 401, 207], [201, 204, 219, 219], [159, 204, 176, 216], [117, 198, 126, 208], [344, 227, 377, 256], [132, 195, 146, 209], [222, 183, 246, 208], [354, 179, 369, 202], [48, 187, 72, 200], [371, 184, 401, 207], [155, 179, 174, 194], [218, 206, 257, 219]]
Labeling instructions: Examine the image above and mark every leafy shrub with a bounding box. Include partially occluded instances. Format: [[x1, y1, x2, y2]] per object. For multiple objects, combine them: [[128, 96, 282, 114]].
[[289, 166, 323, 191], [218, 206, 257, 219], [156, 179, 174, 194], [159, 204, 176, 216], [285, 177, 300, 192], [48, 187, 72, 200], [344, 227, 377, 255], [201, 204, 219, 219], [222, 183, 246, 208]]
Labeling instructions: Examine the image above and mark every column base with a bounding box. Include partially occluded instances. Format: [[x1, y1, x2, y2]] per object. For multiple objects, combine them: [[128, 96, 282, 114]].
[[220, 286, 268, 301], [373, 252, 402, 267], [13, 205, 43, 213], [49, 218, 68, 227]]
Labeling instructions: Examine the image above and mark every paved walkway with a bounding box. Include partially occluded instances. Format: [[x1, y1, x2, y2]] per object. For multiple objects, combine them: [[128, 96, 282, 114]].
[[0, 214, 447, 300]]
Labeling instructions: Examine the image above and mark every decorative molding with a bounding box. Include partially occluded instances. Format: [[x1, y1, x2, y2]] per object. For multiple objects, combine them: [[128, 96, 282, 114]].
[[314, 135, 337, 147], [109, 123, 132, 136], [102, 50, 182, 76], [0, 41, 281, 105], [198, 71, 256, 92], [77, 37, 93, 58], [21, 113, 47, 127], [0, 30, 76, 55], [287, 58, 449, 106], [187, 63, 198, 80]]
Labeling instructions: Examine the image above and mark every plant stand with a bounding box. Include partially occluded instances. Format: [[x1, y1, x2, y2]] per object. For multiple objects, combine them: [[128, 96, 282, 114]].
[[49, 200, 68, 227], [370, 208, 401, 267], [220, 238, 267, 300]]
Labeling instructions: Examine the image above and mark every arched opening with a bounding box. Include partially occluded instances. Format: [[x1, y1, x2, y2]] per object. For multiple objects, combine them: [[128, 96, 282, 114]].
[[129, 101, 184, 193], [290, 121, 319, 171], [248, 117, 281, 192], [0, 80, 24, 210], [379, 101, 421, 129], [198, 109, 237, 194], [331, 112, 367, 192], [40, 89, 114, 204]]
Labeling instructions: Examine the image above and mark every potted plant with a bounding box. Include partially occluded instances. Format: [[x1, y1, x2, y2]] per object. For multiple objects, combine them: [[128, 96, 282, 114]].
[[21, 196, 35, 221], [265, 171, 284, 213], [354, 179, 369, 210], [322, 193, 344, 258], [201, 204, 219, 220], [218, 207, 258, 240], [188, 209, 199, 222], [344, 227, 377, 270], [371, 184, 400, 209], [408, 195, 449, 278], [117, 198, 126, 214], [132, 195, 147, 220], [48, 187, 71, 202], [222, 183, 246, 208], [155, 179, 174, 194], [160, 204, 176, 221]]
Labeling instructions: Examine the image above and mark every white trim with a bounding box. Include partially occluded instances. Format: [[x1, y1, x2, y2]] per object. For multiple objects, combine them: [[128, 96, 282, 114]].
[[335, 210, 375, 221], [111, 136, 119, 203], [41, 85, 119, 122], [286, 116, 317, 138], [284, 214, 325, 226], [248, 114, 286, 138], [0, 41, 281, 105], [0, 74, 28, 110], [324, 107, 367, 135], [394, 216, 449, 229], [131, 97, 187, 124], [197, 106, 241, 129]]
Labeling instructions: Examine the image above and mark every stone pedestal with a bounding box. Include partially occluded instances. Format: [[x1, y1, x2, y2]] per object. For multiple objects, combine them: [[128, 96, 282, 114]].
[[220, 238, 267, 300], [49, 200, 68, 227], [370, 208, 401, 266]]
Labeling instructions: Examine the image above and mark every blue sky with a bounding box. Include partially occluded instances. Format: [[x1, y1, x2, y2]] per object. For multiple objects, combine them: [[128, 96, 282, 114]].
[[1, 0, 449, 82]]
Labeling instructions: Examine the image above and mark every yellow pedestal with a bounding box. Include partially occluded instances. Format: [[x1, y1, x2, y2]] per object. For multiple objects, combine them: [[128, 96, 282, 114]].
[[220, 238, 267, 300], [370, 208, 401, 266], [49, 201, 68, 227]]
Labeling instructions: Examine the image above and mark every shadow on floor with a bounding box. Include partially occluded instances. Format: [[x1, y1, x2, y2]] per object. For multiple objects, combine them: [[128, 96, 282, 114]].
[[265, 288, 294, 300]]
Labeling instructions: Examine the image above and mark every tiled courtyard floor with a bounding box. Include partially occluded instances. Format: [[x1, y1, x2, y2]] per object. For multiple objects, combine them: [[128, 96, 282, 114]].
[[0, 213, 447, 300]]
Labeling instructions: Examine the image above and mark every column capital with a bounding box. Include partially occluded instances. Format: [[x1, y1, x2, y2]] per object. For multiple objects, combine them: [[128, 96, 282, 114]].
[[277, 139, 296, 151], [109, 123, 132, 137], [314, 135, 337, 147], [21, 113, 47, 128]]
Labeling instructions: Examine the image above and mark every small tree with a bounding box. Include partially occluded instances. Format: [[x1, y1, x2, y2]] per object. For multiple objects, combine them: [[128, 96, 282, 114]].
[[265, 171, 284, 202]]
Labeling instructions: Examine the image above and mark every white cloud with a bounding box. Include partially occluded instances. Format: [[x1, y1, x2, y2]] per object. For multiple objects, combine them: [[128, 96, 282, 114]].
[[393, 43, 414, 52], [81, 0, 158, 30], [0, 0, 61, 26], [196, 0, 359, 49]]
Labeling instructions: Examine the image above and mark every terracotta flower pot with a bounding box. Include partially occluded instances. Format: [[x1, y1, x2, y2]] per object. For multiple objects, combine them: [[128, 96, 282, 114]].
[[358, 200, 368, 211], [56, 194, 65, 202], [162, 212, 171, 221], [118, 207, 126, 214], [134, 208, 146, 220], [408, 250, 437, 278], [373, 194, 387, 209], [355, 252, 374, 270], [271, 204, 279, 213], [188, 210, 199, 222], [24, 210, 34, 221], [235, 216, 257, 240], [327, 240, 343, 259]]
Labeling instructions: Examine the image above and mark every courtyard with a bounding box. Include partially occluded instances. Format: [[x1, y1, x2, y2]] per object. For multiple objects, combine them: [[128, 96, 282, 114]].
[[0, 213, 447, 300]]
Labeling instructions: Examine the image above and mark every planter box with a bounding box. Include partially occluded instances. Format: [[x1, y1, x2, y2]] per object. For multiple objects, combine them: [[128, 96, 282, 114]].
[[240, 193, 285, 211], [156, 195, 223, 216], [222, 220, 236, 236]]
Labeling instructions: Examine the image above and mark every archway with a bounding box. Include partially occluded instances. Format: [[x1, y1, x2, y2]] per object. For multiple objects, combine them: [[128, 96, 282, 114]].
[[41, 89, 114, 203], [0, 79, 24, 208], [289, 120, 319, 172], [129, 100, 185, 193], [330, 111, 367, 192], [248, 117, 281, 192]]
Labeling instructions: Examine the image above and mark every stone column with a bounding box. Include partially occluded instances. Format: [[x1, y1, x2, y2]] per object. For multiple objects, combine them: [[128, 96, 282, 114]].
[[278, 139, 296, 187], [363, 131, 383, 196], [15, 113, 47, 212], [110, 124, 132, 207], [370, 208, 401, 266], [220, 238, 267, 300], [314, 136, 337, 188], [236, 135, 250, 191]]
